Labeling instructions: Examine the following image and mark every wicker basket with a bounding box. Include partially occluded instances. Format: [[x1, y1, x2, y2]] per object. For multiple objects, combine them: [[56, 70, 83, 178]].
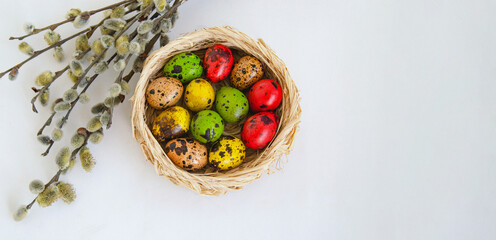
[[131, 26, 301, 196]]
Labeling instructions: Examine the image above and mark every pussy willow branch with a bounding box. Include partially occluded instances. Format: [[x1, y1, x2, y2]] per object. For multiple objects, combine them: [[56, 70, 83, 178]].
[[0, 30, 89, 79], [16, 0, 186, 218], [25, 169, 61, 210], [10, 0, 135, 41], [0, 3, 140, 79], [158, 0, 183, 25], [37, 112, 56, 136], [30, 66, 69, 113], [40, 55, 115, 156], [106, 54, 132, 129], [30, 7, 142, 113], [106, 31, 161, 128], [26, 132, 90, 210], [38, 6, 153, 156]]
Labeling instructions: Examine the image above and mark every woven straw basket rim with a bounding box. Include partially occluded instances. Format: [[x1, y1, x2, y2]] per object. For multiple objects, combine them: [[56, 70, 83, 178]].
[[131, 26, 302, 196]]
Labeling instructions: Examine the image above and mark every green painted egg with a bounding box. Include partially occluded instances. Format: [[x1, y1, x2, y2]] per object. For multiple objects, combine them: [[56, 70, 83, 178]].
[[190, 110, 224, 144], [215, 86, 249, 123], [163, 52, 203, 84]]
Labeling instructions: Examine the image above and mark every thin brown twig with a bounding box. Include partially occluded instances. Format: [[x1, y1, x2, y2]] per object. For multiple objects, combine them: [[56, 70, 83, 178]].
[[2, 28, 96, 79], [26, 132, 90, 210], [20, 0, 187, 218], [38, 7, 153, 156], [106, 54, 133, 129], [30, 66, 69, 113], [37, 112, 57, 136], [25, 169, 61, 210], [10, 0, 135, 41], [40, 56, 115, 156], [30, 6, 141, 112], [0, 4, 140, 79]]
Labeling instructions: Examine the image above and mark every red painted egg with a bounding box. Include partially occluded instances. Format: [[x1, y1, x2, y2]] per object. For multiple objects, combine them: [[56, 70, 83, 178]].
[[248, 79, 282, 112], [241, 112, 279, 149], [203, 44, 233, 83]]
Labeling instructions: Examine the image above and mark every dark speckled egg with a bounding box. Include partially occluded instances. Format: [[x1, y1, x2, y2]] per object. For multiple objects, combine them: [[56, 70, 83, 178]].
[[241, 111, 279, 149], [203, 44, 233, 83], [248, 79, 282, 112], [165, 138, 208, 171], [230, 56, 263, 90], [145, 77, 183, 110], [163, 52, 203, 84], [214, 86, 249, 123], [190, 110, 224, 144], [152, 106, 190, 141], [209, 136, 246, 170]]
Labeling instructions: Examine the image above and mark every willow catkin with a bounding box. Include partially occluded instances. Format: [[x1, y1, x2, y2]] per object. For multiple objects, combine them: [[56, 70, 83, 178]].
[[131, 26, 302, 196]]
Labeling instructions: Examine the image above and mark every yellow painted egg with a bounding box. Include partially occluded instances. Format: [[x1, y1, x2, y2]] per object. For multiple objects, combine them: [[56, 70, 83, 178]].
[[165, 138, 208, 171], [184, 78, 215, 112], [151, 106, 190, 141], [209, 136, 246, 170], [146, 77, 183, 110]]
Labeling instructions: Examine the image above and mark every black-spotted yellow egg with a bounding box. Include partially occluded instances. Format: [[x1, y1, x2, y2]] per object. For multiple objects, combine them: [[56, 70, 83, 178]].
[[209, 136, 246, 170], [184, 78, 215, 112], [151, 106, 190, 141]]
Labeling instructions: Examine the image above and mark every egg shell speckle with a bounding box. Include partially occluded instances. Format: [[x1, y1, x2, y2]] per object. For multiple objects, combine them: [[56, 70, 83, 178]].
[[209, 136, 246, 170], [248, 79, 282, 112], [152, 106, 190, 141], [230, 56, 263, 90], [184, 78, 215, 112], [215, 86, 249, 123], [165, 138, 208, 171], [241, 111, 279, 149], [203, 44, 233, 83], [190, 110, 224, 144], [163, 52, 203, 84], [146, 77, 183, 110]]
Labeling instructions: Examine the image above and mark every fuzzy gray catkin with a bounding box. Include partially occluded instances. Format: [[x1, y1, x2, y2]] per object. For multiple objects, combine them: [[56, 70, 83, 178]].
[[18, 42, 34, 55], [87, 117, 102, 132], [108, 83, 122, 97], [53, 46, 64, 61], [79, 147, 95, 172], [13, 206, 28, 221], [56, 146, 71, 170], [63, 89, 78, 102], [71, 133, 85, 148], [51, 128, 63, 141], [36, 185, 59, 207], [29, 180, 45, 194]]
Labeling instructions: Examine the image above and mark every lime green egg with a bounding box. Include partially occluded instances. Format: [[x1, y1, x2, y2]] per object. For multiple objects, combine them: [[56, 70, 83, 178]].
[[190, 110, 224, 143], [163, 52, 203, 84], [215, 86, 249, 123]]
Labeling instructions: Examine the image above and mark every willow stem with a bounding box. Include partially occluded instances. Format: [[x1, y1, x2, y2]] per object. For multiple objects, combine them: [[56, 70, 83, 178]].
[[37, 112, 56, 137], [9, 0, 135, 41], [106, 54, 132, 129], [38, 7, 150, 156], [30, 66, 69, 113], [26, 133, 89, 209], [25, 169, 61, 210], [0, 4, 139, 79]]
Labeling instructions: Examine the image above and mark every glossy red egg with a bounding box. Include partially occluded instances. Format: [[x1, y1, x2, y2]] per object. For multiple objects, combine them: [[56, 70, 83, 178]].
[[248, 79, 283, 112], [241, 112, 279, 149], [203, 44, 233, 83]]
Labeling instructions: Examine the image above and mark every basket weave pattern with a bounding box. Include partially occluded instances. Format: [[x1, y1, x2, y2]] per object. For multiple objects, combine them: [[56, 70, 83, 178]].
[[131, 26, 301, 196]]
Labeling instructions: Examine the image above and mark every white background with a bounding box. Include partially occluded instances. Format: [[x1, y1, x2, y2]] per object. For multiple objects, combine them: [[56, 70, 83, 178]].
[[1, 0, 496, 239]]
